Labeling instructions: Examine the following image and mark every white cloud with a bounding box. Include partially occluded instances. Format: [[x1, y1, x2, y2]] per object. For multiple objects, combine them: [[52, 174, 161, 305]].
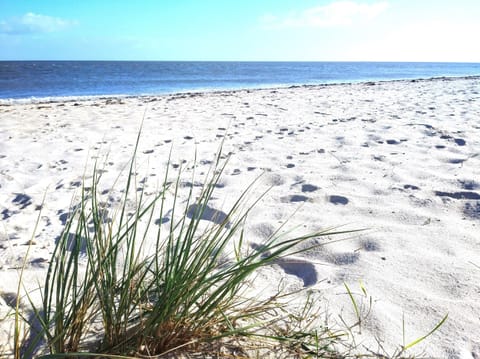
[[261, 1, 388, 29], [347, 19, 480, 62], [0, 13, 77, 35]]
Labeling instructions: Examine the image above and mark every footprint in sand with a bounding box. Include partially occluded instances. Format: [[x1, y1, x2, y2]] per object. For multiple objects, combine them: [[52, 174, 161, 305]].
[[434, 191, 480, 200], [186, 204, 230, 228], [55, 232, 88, 253], [280, 195, 310, 203], [12, 193, 32, 210], [275, 258, 318, 287], [301, 184, 319, 193], [154, 217, 170, 225], [458, 180, 479, 190], [250, 240, 318, 287], [0, 292, 21, 309], [70, 181, 82, 188], [1, 208, 17, 220], [464, 202, 480, 219], [361, 238, 381, 252], [434, 189, 480, 219], [58, 212, 69, 226], [440, 134, 467, 146], [447, 158, 466, 165], [30, 258, 49, 268], [328, 195, 349, 205]]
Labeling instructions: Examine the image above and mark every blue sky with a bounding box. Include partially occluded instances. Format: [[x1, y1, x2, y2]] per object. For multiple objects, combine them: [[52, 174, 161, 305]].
[[0, 0, 479, 61]]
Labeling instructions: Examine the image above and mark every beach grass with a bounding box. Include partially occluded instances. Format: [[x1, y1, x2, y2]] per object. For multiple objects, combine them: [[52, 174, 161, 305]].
[[12, 137, 359, 358]]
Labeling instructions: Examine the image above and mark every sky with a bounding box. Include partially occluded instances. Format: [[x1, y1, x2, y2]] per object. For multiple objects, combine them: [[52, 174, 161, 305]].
[[0, 0, 479, 62]]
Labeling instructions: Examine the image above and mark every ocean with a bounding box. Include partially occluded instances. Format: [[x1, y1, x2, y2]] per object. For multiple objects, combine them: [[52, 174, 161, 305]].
[[1, 61, 480, 101]]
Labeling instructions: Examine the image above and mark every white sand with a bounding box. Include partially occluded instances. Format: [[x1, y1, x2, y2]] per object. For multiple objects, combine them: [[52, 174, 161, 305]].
[[1, 77, 479, 357]]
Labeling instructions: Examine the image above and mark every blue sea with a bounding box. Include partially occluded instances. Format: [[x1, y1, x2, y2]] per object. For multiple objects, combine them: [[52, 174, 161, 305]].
[[1, 61, 480, 101]]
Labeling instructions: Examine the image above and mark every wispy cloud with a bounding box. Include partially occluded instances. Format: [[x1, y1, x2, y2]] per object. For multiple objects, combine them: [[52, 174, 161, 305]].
[[261, 1, 388, 29], [0, 12, 77, 35]]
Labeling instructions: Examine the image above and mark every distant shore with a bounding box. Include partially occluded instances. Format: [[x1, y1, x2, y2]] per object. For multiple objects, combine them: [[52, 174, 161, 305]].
[[1, 76, 479, 357]]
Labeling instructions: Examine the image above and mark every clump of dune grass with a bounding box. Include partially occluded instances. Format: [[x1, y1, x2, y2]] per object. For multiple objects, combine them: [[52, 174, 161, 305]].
[[14, 136, 356, 358], [9, 135, 447, 358]]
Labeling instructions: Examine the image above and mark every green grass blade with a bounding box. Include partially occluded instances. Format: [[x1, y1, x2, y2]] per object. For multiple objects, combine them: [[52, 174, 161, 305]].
[[344, 283, 361, 326], [404, 313, 448, 350]]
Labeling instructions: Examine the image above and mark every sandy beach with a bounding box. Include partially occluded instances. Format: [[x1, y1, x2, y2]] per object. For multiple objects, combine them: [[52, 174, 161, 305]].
[[1, 77, 479, 357]]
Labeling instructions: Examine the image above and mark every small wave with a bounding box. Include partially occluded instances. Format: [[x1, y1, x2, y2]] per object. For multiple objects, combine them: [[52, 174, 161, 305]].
[[0, 93, 134, 105]]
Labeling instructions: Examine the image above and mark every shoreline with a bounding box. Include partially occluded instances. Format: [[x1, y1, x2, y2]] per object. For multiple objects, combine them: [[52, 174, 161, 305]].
[[1, 76, 479, 357], [1, 74, 480, 105]]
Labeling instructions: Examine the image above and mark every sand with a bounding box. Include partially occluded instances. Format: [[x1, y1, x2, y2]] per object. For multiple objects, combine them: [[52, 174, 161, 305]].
[[1, 77, 479, 357]]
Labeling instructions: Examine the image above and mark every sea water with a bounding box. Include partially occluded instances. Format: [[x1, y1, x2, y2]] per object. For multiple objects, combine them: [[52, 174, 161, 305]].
[[1, 61, 480, 101]]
